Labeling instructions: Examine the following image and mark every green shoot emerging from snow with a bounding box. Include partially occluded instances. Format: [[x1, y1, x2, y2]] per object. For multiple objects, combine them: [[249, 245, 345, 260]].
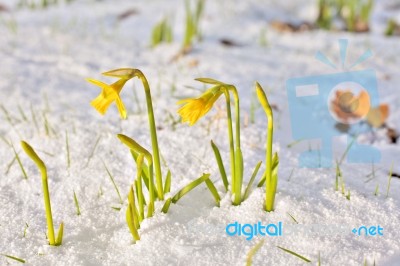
[[178, 78, 266, 206], [246, 239, 265, 266], [87, 69, 219, 241], [178, 79, 279, 210], [256, 82, 279, 212], [183, 0, 204, 48], [151, 17, 173, 47], [118, 134, 215, 242], [20, 141, 63, 246], [73, 190, 81, 216], [316, 0, 374, 32], [103, 161, 123, 205]]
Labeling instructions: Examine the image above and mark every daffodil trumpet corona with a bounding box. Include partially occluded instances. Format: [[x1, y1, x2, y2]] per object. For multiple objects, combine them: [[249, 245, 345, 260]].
[[86, 68, 164, 201]]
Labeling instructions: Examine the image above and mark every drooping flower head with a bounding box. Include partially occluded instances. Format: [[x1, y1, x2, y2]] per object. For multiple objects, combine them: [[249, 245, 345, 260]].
[[87, 78, 129, 119], [86, 68, 141, 119], [177, 85, 223, 125]]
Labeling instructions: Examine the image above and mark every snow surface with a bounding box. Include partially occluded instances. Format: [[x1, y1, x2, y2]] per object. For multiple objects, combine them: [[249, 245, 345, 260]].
[[0, 0, 399, 265]]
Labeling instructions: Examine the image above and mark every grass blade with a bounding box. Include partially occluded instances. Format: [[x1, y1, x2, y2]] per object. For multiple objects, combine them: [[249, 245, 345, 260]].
[[339, 137, 355, 165], [287, 212, 299, 224], [204, 179, 221, 207], [161, 198, 172, 213], [386, 162, 394, 198], [103, 162, 123, 204], [30, 103, 40, 133], [335, 160, 341, 191], [1, 254, 25, 263], [164, 169, 171, 194], [55, 222, 64, 246], [287, 168, 295, 181], [276, 246, 311, 263], [211, 140, 229, 191], [5, 154, 17, 175], [244, 161, 262, 200], [246, 239, 265, 266], [85, 135, 101, 167], [23, 222, 29, 238], [18, 105, 28, 122], [12, 144, 28, 179], [374, 184, 379, 196], [171, 173, 210, 203], [73, 190, 81, 215], [0, 135, 12, 147], [286, 139, 304, 148]]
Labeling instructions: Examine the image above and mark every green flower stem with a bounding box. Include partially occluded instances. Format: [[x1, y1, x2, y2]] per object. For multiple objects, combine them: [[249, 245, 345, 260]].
[[265, 116, 275, 212], [230, 86, 243, 205], [147, 164, 155, 218], [136, 154, 145, 221], [255, 83, 275, 212], [223, 90, 236, 201], [138, 71, 164, 200], [230, 87, 241, 149], [20, 141, 56, 245], [42, 170, 56, 245]]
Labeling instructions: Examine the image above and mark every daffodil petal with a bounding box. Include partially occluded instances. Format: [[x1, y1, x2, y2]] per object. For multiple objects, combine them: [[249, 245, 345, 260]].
[[115, 96, 127, 119]]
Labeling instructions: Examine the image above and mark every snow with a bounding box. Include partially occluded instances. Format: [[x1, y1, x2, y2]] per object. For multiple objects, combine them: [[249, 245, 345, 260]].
[[0, 0, 399, 265]]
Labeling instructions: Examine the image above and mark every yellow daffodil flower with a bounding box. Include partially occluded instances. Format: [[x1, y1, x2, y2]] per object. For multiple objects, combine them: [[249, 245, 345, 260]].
[[86, 77, 129, 119], [177, 86, 223, 125]]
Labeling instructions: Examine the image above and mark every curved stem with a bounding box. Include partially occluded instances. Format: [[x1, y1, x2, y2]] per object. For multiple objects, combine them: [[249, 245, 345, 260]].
[[137, 71, 164, 200], [223, 89, 236, 197], [256, 84, 275, 211]]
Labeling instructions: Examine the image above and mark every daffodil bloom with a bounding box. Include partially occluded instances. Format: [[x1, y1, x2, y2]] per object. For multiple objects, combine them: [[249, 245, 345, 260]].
[[178, 79, 245, 205], [177, 86, 223, 125], [87, 68, 165, 200], [87, 77, 129, 119]]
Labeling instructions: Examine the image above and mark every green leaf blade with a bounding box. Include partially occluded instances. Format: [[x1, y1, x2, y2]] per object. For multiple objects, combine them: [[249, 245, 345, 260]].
[[210, 140, 229, 191], [277, 246, 311, 263], [204, 179, 221, 207], [172, 173, 210, 203], [244, 161, 262, 200]]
